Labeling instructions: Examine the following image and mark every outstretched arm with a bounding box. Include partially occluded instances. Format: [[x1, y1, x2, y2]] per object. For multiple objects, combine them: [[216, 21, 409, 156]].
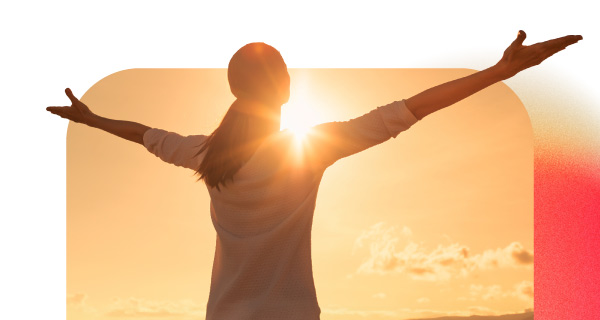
[[47, 88, 150, 145], [405, 30, 583, 120]]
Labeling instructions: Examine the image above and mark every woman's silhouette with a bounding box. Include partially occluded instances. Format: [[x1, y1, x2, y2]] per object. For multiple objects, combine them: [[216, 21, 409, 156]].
[[48, 31, 581, 319]]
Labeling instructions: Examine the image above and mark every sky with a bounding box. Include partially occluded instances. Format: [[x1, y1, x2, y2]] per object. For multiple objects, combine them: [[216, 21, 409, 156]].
[[1, 1, 598, 320], [65, 68, 532, 319]]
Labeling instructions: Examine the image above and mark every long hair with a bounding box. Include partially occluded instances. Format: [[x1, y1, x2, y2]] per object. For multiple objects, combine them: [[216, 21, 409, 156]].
[[195, 43, 289, 190]]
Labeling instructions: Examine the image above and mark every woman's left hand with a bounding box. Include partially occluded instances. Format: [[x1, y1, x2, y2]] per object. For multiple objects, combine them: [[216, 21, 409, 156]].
[[496, 30, 582, 79]]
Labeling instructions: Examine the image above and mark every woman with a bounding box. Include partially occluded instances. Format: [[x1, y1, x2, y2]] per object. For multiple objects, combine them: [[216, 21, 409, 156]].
[[48, 31, 581, 319]]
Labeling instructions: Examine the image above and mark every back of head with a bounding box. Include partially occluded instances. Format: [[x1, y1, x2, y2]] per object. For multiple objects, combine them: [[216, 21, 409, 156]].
[[195, 43, 290, 190], [228, 42, 290, 106]]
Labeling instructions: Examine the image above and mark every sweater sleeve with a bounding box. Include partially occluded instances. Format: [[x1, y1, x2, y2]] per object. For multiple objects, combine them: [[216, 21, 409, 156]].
[[143, 128, 208, 170], [307, 100, 418, 167]]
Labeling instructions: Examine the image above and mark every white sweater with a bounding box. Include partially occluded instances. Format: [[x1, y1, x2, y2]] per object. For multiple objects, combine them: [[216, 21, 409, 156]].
[[143, 100, 418, 319]]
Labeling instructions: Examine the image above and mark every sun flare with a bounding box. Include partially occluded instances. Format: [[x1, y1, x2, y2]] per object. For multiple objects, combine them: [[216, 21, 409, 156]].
[[287, 124, 311, 141], [281, 102, 320, 142], [280, 75, 325, 142]]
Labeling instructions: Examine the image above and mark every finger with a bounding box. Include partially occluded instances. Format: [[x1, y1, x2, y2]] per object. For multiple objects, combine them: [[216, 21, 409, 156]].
[[65, 88, 78, 104], [46, 106, 72, 117], [47, 106, 68, 111], [535, 35, 583, 59], [539, 35, 582, 51], [47, 107, 74, 119], [510, 30, 527, 47]]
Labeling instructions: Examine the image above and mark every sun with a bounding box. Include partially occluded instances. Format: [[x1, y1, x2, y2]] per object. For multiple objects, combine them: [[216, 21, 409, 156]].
[[281, 102, 320, 142], [280, 75, 325, 142], [285, 121, 312, 140]]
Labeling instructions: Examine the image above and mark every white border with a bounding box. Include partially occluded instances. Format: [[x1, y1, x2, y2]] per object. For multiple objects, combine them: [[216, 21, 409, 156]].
[[2, 1, 597, 318]]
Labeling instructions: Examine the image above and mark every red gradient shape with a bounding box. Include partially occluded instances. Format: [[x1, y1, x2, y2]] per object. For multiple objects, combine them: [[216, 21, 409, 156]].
[[535, 150, 600, 319]]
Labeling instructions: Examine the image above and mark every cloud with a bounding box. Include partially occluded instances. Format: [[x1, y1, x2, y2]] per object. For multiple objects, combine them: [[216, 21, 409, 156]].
[[353, 223, 533, 281], [353, 222, 409, 255], [474, 242, 534, 269], [467, 305, 497, 316], [105, 297, 205, 318], [67, 293, 98, 315], [514, 280, 534, 302], [457, 282, 533, 308], [401, 226, 413, 237], [67, 293, 87, 307], [511, 246, 534, 264], [468, 284, 507, 300]]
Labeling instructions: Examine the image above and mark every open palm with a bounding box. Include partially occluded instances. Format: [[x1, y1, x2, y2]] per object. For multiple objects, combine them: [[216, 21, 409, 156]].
[[497, 30, 582, 78], [47, 88, 94, 124]]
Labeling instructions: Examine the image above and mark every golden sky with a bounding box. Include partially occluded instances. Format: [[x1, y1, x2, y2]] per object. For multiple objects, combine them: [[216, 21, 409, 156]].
[[67, 69, 533, 320]]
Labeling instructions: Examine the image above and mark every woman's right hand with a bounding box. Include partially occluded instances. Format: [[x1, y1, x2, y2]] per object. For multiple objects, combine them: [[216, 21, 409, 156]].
[[47, 88, 96, 125]]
